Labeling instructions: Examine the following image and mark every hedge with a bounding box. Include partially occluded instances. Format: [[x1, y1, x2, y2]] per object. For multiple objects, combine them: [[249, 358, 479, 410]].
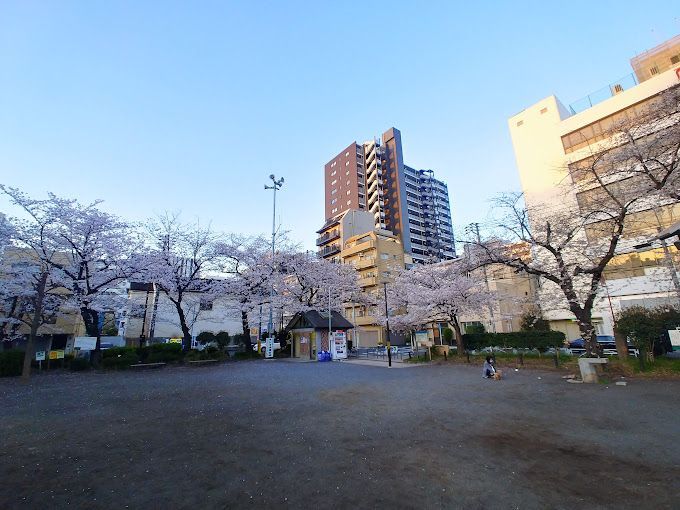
[[0, 350, 25, 377], [102, 347, 140, 369], [462, 331, 566, 351], [139, 343, 183, 363]]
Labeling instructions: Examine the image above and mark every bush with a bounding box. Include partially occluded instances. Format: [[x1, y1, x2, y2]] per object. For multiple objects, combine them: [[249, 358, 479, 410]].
[[520, 309, 551, 332], [0, 350, 25, 377], [465, 322, 486, 334], [102, 347, 140, 369], [462, 331, 565, 351], [196, 331, 216, 346], [70, 357, 90, 371], [442, 328, 454, 344], [233, 350, 259, 361], [139, 343, 184, 363]]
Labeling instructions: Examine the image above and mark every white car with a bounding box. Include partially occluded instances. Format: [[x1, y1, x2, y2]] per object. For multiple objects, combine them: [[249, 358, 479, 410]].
[[252, 341, 281, 354]]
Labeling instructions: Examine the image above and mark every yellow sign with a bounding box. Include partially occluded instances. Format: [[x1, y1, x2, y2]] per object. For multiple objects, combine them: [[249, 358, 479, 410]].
[[168, 338, 183, 344], [49, 350, 63, 360]]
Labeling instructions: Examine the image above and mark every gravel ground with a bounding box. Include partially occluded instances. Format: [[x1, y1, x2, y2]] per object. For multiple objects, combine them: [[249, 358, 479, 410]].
[[1, 360, 679, 509]]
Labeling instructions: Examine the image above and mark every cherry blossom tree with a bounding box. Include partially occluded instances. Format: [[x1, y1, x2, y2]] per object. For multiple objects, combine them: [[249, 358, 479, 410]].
[[0, 187, 67, 378], [277, 251, 360, 315], [385, 260, 494, 355], [140, 213, 228, 350], [472, 86, 680, 356]]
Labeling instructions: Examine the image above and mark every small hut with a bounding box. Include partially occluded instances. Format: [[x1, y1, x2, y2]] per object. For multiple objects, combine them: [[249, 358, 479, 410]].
[[285, 310, 354, 360]]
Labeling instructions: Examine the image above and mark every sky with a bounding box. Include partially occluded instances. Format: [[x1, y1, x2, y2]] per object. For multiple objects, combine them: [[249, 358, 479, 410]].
[[1, 1, 679, 251]]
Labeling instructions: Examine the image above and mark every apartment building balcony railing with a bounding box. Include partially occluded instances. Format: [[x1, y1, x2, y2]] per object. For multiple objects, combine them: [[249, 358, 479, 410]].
[[318, 244, 341, 258], [357, 275, 379, 287], [354, 257, 376, 269], [568, 73, 638, 115], [316, 229, 340, 246]]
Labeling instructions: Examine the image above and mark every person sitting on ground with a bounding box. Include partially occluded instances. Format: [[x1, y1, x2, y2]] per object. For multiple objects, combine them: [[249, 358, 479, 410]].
[[482, 356, 502, 380]]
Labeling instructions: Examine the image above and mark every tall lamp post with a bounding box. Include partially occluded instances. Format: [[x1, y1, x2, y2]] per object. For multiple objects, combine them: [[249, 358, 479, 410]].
[[264, 174, 284, 357]]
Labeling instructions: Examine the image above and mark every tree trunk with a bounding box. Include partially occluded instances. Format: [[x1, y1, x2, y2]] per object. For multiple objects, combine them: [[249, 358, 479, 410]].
[[614, 329, 628, 360], [23, 271, 48, 380], [80, 307, 102, 367], [574, 314, 598, 357], [451, 316, 465, 357], [241, 309, 249, 336], [174, 302, 192, 351]]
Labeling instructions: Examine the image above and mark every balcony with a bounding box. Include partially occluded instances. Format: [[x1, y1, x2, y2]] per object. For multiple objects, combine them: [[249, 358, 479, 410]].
[[318, 244, 341, 258], [357, 275, 378, 287], [354, 257, 376, 269], [316, 229, 340, 246]]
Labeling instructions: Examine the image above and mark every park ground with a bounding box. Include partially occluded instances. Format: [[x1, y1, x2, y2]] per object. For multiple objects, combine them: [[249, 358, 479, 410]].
[[1, 360, 679, 509]]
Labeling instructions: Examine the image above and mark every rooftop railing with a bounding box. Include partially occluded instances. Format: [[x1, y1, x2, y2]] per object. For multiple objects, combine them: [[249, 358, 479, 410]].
[[568, 73, 638, 115]]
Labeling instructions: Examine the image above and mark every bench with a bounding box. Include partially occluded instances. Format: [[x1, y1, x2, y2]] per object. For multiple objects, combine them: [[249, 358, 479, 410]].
[[187, 359, 219, 366], [130, 362, 167, 370], [578, 357, 608, 383]]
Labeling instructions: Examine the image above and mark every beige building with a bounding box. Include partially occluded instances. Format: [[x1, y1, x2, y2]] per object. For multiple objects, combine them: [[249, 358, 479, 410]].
[[508, 35, 680, 340], [340, 229, 410, 346], [316, 209, 376, 262]]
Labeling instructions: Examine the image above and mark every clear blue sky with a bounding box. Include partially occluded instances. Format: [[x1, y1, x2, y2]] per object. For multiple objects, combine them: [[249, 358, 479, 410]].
[[1, 1, 678, 250]]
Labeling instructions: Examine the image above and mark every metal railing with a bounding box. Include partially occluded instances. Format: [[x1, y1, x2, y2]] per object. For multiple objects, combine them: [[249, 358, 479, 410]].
[[568, 73, 638, 115]]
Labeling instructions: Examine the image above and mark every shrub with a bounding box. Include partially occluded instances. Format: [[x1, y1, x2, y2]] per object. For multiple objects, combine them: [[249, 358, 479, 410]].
[[102, 347, 140, 369], [0, 350, 25, 377], [215, 331, 230, 349], [465, 322, 486, 334], [442, 328, 454, 344], [70, 357, 90, 371], [139, 343, 183, 363], [233, 350, 259, 361], [196, 331, 216, 346], [520, 309, 551, 332], [462, 331, 565, 351]]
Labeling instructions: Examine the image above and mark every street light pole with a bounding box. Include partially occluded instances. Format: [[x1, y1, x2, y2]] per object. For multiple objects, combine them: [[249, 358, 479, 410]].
[[383, 282, 392, 367], [264, 174, 284, 357]]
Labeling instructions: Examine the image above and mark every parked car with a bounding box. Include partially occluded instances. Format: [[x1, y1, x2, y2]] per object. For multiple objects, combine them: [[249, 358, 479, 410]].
[[568, 336, 639, 357], [252, 340, 281, 354]]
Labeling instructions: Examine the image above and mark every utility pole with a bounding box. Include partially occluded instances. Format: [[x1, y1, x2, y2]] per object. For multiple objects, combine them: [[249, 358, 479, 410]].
[[264, 174, 284, 358], [328, 286, 332, 357], [466, 222, 495, 332], [383, 282, 392, 367]]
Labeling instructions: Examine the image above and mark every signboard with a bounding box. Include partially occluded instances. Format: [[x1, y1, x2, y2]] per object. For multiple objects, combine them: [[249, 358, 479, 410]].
[[669, 329, 680, 350], [35, 351, 46, 361], [54, 350, 65, 359], [168, 338, 183, 344], [331, 330, 347, 360], [415, 330, 432, 347], [265, 337, 274, 358], [74, 337, 98, 351]]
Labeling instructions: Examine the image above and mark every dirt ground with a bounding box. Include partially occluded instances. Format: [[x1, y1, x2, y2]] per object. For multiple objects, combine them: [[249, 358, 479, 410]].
[[1, 360, 679, 509]]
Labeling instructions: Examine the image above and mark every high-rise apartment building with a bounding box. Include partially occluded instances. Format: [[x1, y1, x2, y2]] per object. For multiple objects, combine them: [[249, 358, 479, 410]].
[[323, 127, 456, 264], [508, 35, 680, 339]]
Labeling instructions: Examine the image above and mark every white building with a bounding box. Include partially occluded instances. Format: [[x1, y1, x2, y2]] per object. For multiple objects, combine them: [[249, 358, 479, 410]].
[[508, 35, 680, 340]]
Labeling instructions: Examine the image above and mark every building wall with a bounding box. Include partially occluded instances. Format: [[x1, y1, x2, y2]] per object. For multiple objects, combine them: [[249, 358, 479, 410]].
[[324, 142, 365, 219], [341, 229, 407, 346], [508, 50, 680, 336], [125, 289, 243, 341]]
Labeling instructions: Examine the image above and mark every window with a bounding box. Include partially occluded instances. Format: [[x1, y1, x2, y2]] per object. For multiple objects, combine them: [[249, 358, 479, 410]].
[[330, 198, 337, 205], [345, 151, 350, 157], [200, 300, 213, 311], [649, 66, 659, 76], [516, 120, 524, 127], [345, 161, 350, 166], [346, 180, 350, 185], [380, 253, 390, 260], [330, 170, 336, 176], [331, 189, 337, 195], [540, 107, 548, 114], [346, 190, 351, 195], [346, 200, 351, 205], [331, 207, 338, 214], [331, 179, 337, 185]]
